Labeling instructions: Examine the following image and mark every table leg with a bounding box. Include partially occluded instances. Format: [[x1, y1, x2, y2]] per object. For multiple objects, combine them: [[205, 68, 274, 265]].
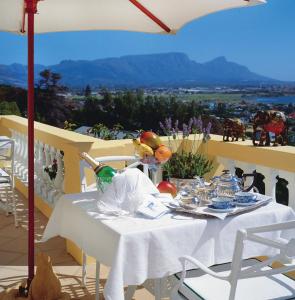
[[125, 285, 137, 300], [95, 261, 100, 300], [82, 252, 87, 287], [154, 278, 162, 300]]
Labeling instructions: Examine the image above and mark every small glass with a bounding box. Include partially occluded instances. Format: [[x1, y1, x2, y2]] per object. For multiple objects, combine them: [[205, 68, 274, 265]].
[[193, 176, 216, 206]]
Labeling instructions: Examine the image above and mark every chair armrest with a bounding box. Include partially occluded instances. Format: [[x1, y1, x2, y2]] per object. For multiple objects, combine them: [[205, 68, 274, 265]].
[[179, 255, 230, 280]]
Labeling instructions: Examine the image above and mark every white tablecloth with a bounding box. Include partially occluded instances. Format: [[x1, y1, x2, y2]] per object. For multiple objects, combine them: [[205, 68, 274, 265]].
[[42, 191, 295, 300]]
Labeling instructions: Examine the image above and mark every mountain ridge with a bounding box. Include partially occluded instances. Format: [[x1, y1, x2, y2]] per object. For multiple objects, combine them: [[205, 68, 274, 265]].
[[0, 52, 281, 88]]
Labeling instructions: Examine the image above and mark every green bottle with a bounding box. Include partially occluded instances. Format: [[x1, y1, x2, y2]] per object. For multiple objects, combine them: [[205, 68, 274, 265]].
[[81, 152, 117, 192]]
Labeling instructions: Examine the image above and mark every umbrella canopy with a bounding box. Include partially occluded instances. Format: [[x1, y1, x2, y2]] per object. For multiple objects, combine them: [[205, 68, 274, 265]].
[[0, 0, 266, 288], [1, 0, 265, 34]]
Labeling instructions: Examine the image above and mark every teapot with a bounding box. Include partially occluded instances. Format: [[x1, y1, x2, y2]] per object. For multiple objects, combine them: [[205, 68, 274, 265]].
[[212, 170, 242, 198]]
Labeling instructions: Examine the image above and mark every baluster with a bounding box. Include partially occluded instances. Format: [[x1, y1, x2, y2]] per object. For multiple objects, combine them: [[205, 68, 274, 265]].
[[41, 144, 52, 202], [47, 146, 58, 204], [17, 133, 27, 182], [9, 130, 17, 169], [278, 170, 295, 210], [22, 134, 28, 183], [34, 140, 43, 195], [255, 166, 278, 200], [38, 142, 47, 198], [16, 132, 23, 176], [51, 149, 65, 205], [13, 131, 22, 176]]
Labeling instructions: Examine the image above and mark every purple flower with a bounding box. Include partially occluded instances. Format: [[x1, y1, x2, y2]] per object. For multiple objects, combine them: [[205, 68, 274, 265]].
[[168, 117, 172, 129], [206, 122, 212, 135], [159, 121, 165, 130], [165, 117, 172, 131], [174, 120, 179, 134], [188, 118, 193, 133], [182, 123, 189, 137], [193, 116, 203, 133], [172, 128, 176, 139], [197, 117, 203, 132], [193, 117, 198, 127]]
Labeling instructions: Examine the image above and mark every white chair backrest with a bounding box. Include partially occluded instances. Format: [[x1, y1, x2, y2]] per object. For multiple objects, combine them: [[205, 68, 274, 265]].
[[228, 220, 295, 299], [79, 155, 151, 192], [0, 137, 14, 161], [0, 137, 15, 185]]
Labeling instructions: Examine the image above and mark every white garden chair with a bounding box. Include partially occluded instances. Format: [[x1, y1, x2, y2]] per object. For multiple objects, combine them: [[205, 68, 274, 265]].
[[171, 220, 295, 300], [0, 136, 18, 227], [79, 154, 159, 300]]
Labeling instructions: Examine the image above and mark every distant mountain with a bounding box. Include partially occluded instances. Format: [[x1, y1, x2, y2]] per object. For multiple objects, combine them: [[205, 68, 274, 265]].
[[0, 53, 280, 88]]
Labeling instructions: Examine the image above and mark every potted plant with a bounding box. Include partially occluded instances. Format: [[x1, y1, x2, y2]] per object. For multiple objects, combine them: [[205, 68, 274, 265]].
[[159, 117, 213, 188]]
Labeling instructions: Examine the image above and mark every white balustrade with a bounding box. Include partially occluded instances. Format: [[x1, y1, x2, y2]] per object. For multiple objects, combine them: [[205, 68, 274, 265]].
[[7, 127, 294, 211], [217, 156, 295, 210], [9, 130, 65, 207]]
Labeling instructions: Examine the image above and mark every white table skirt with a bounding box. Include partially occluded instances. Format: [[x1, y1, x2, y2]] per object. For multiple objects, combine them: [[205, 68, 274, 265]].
[[42, 191, 295, 300]]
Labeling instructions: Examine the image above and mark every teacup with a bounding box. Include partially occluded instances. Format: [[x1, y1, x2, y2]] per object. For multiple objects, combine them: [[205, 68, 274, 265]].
[[235, 192, 257, 203], [211, 197, 233, 209]]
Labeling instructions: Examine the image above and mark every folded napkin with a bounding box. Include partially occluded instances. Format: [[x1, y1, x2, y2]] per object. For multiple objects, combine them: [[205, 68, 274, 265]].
[[137, 194, 170, 219]]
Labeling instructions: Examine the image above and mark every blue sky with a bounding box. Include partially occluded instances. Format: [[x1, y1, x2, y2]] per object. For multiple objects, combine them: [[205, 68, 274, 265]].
[[0, 0, 294, 81]]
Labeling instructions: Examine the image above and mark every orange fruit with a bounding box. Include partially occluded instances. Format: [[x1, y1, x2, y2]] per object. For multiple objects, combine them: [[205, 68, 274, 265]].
[[155, 145, 172, 163]]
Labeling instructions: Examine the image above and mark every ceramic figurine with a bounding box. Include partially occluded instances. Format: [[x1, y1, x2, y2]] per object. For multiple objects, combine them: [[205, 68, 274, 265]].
[[223, 118, 246, 142], [252, 110, 288, 146]]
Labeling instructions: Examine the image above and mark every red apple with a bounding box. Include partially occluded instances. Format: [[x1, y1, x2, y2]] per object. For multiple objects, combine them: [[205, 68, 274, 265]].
[[140, 131, 162, 150], [157, 181, 177, 198]]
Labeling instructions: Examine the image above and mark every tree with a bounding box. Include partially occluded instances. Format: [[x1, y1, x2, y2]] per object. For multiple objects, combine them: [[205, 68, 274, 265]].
[[0, 101, 21, 116], [0, 85, 27, 114], [84, 85, 92, 97], [35, 70, 72, 127]]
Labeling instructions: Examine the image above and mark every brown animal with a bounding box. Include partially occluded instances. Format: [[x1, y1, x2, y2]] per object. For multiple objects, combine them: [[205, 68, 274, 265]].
[[223, 118, 245, 142], [252, 110, 288, 146], [28, 253, 69, 300]]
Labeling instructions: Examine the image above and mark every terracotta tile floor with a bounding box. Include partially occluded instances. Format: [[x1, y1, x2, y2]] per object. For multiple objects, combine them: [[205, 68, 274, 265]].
[[0, 190, 154, 300]]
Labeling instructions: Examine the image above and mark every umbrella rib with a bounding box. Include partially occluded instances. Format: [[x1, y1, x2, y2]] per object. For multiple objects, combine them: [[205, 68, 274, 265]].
[[129, 0, 171, 33]]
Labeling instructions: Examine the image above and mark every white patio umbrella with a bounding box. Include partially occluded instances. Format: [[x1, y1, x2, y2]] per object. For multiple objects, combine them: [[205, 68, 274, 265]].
[[0, 0, 266, 287]]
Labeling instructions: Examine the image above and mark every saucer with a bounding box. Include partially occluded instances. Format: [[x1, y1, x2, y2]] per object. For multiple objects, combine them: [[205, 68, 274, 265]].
[[207, 203, 236, 213], [234, 200, 257, 206]]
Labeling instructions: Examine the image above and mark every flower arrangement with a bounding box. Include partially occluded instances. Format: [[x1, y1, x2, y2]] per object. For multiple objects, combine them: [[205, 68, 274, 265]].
[[159, 117, 213, 179]]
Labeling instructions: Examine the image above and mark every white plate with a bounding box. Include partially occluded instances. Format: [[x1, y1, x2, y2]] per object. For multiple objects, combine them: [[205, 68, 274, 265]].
[[206, 205, 236, 213]]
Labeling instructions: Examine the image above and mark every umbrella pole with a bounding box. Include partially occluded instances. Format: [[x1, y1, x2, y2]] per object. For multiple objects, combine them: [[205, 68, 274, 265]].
[[27, 0, 35, 285]]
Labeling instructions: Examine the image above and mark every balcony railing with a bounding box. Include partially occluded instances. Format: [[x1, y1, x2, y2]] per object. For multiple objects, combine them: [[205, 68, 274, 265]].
[[0, 115, 294, 214]]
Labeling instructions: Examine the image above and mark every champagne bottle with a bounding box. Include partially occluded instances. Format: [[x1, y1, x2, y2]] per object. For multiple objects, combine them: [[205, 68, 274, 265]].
[[80, 152, 117, 191]]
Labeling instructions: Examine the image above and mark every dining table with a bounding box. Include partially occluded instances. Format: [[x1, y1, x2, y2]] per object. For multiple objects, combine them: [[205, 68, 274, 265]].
[[42, 191, 295, 300]]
